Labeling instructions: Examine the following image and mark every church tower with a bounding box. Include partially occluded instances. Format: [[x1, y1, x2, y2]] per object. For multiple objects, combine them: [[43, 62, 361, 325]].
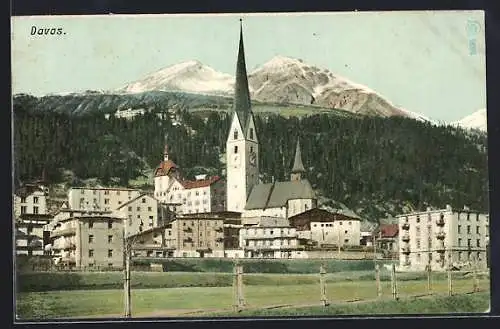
[[226, 20, 259, 212], [290, 138, 306, 181]]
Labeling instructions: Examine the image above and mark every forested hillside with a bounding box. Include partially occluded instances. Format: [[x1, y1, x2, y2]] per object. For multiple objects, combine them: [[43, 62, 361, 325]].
[[13, 103, 489, 221]]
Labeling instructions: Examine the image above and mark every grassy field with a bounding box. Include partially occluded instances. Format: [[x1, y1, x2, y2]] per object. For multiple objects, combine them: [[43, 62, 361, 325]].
[[16, 276, 490, 320], [17, 268, 489, 293]]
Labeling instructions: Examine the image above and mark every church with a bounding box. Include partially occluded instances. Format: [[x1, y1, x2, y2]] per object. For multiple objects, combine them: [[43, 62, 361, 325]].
[[226, 21, 317, 219]]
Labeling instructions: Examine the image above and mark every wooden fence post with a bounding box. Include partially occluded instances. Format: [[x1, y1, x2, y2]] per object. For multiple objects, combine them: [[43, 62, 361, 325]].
[[427, 262, 432, 294], [233, 262, 245, 311], [447, 253, 453, 297], [472, 255, 479, 293], [375, 263, 382, 297], [391, 263, 398, 300], [320, 264, 329, 306]]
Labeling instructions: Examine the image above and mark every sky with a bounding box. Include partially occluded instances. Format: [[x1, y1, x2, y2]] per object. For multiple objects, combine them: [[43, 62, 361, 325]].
[[11, 11, 486, 122]]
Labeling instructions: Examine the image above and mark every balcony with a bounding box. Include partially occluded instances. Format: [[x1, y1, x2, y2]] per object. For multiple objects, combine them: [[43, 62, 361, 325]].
[[436, 218, 445, 226], [402, 222, 410, 230], [436, 232, 446, 240], [215, 237, 224, 243], [215, 227, 223, 233], [50, 227, 76, 238], [401, 234, 410, 242], [401, 246, 410, 254], [183, 227, 193, 233], [436, 244, 446, 253]]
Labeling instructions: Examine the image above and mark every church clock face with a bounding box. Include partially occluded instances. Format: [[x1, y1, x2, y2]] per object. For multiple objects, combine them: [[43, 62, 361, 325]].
[[249, 152, 257, 167], [233, 154, 241, 168]]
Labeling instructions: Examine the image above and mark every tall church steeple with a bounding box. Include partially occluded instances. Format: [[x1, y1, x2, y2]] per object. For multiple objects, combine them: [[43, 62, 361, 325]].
[[226, 19, 259, 213], [291, 138, 306, 181], [233, 18, 252, 131]]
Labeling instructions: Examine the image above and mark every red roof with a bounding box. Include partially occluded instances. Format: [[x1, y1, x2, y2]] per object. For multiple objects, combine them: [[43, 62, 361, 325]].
[[180, 176, 221, 189], [375, 224, 399, 238], [154, 160, 178, 177]]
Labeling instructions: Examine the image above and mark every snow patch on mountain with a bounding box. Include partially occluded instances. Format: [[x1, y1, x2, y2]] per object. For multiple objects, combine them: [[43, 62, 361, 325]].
[[452, 109, 487, 132]]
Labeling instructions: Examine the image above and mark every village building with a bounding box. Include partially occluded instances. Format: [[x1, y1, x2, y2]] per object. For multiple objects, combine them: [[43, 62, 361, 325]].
[[225, 22, 317, 218], [397, 205, 489, 272], [130, 224, 176, 258], [288, 208, 361, 248], [239, 217, 302, 258], [67, 186, 142, 211], [153, 145, 226, 215], [15, 214, 53, 256], [373, 223, 399, 259], [13, 183, 50, 220], [48, 213, 125, 269]]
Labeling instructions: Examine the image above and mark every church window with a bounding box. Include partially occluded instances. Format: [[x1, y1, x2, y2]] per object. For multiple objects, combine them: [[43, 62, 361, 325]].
[[234, 146, 238, 154], [250, 128, 254, 139], [234, 130, 238, 140]]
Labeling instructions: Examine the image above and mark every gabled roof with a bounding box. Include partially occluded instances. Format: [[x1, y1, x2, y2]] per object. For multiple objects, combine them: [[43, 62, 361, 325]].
[[154, 159, 179, 177], [374, 224, 399, 238], [180, 176, 222, 189], [245, 179, 316, 210], [14, 184, 45, 198], [288, 208, 361, 222]]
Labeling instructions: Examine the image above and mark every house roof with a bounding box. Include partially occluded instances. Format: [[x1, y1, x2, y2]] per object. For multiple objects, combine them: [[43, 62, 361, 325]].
[[179, 176, 221, 189], [14, 184, 45, 198], [245, 179, 316, 210], [154, 159, 179, 177], [288, 208, 361, 222], [374, 224, 399, 238]]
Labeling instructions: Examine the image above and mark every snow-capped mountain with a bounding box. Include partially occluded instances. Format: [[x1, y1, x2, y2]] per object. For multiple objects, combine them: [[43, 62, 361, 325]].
[[452, 109, 487, 132], [118, 60, 234, 96], [118, 56, 427, 120]]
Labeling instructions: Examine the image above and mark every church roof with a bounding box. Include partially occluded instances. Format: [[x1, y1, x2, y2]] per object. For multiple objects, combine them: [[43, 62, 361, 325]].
[[154, 160, 178, 177], [245, 179, 316, 210], [232, 20, 253, 134], [291, 139, 306, 173]]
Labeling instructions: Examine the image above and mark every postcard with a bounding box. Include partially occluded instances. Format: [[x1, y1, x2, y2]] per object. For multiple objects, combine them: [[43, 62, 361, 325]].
[[11, 11, 489, 321]]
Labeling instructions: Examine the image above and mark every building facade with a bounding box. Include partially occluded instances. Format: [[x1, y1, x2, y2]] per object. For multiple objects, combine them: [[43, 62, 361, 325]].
[[67, 187, 141, 211], [49, 214, 125, 269], [288, 208, 361, 247], [154, 146, 226, 215], [15, 214, 53, 256], [397, 206, 489, 272], [116, 193, 164, 236], [239, 217, 301, 258], [13, 183, 49, 220], [373, 224, 399, 259]]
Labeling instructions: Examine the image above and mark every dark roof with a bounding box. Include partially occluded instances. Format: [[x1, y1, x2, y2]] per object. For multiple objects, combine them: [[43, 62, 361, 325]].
[[182, 211, 242, 219], [232, 20, 252, 134], [14, 184, 45, 198], [291, 139, 305, 173], [245, 180, 316, 210], [288, 208, 361, 222], [374, 224, 399, 238], [117, 193, 156, 210]]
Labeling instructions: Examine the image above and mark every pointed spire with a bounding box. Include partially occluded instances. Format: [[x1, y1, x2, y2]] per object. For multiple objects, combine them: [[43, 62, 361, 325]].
[[233, 18, 252, 130], [163, 144, 169, 162], [291, 138, 306, 181]]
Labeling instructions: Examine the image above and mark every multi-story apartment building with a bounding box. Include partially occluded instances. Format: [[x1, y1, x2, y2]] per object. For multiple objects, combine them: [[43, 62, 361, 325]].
[[15, 214, 53, 256], [116, 193, 165, 236], [288, 208, 361, 247], [49, 214, 125, 269], [67, 187, 141, 211], [397, 205, 489, 272], [154, 145, 226, 215], [239, 217, 301, 258], [13, 183, 49, 219], [130, 224, 176, 258]]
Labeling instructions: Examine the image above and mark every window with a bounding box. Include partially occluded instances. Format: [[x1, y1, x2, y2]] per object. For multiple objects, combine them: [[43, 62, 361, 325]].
[[88, 249, 94, 257], [417, 253, 421, 262], [348, 221, 352, 226], [137, 215, 141, 219], [21, 197, 27, 203], [467, 225, 471, 234], [108, 220, 113, 229], [233, 130, 238, 140], [458, 225, 461, 234], [33, 197, 39, 204], [108, 250, 113, 258], [104, 199, 109, 204], [250, 128, 254, 139], [142, 198, 146, 203], [467, 213, 470, 221], [93, 190, 97, 195], [89, 220, 94, 228], [467, 239, 471, 247], [339, 222, 343, 225], [234, 146, 238, 154], [104, 190, 109, 195], [148, 207, 152, 211], [128, 206, 132, 211], [416, 239, 421, 249], [250, 146, 254, 153], [33, 206, 39, 214], [108, 235, 113, 243], [476, 214, 480, 221], [458, 252, 462, 261], [116, 191, 120, 195], [88, 235, 94, 243], [320, 224, 324, 227], [476, 226, 480, 234], [416, 216, 420, 223], [20, 206, 26, 214], [458, 238, 462, 246], [416, 227, 420, 236], [137, 207, 141, 211], [344, 239, 349, 243], [344, 230, 348, 234], [118, 201, 122, 205], [476, 239, 480, 247]]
